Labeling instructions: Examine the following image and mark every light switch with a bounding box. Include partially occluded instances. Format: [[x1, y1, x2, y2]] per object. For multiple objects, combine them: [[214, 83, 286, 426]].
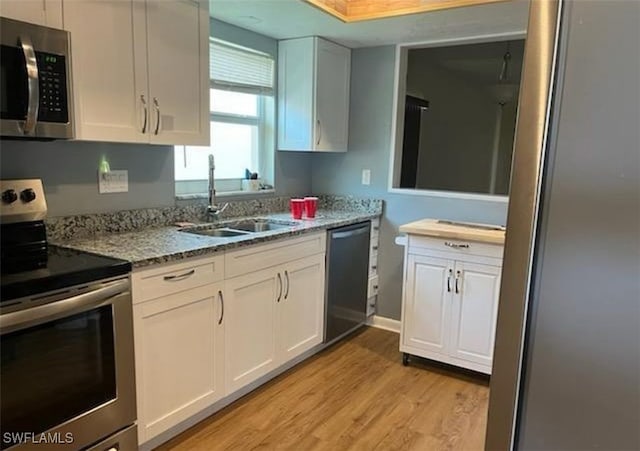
[[99, 170, 129, 194], [362, 169, 371, 185]]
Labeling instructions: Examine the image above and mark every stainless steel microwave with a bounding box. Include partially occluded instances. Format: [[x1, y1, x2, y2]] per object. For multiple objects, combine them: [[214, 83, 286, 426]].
[[0, 17, 73, 139]]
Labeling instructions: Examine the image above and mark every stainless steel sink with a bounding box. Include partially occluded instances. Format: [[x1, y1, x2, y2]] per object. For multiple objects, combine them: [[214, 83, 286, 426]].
[[179, 218, 298, 238], [180, 227, 250, 238], [226, 219, 298, 233]]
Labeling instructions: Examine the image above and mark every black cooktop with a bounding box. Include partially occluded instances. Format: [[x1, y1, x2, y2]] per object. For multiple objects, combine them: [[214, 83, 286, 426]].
[[0, 245, 131, 303]]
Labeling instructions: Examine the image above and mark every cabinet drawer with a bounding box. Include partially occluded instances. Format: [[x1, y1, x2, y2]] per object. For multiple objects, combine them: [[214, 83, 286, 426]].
[[225, 232, 326, 279], [367, 275, 379, 298], [369, 252, 379, 275], [132, 255, 224, 304], [371, 218, 380, 240], [408, 235, 503, 259]]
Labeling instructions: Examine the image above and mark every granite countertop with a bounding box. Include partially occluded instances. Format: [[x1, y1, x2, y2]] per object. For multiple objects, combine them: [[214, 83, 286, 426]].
[[399, 218, 505, 245], [52, 210, 380, 268]]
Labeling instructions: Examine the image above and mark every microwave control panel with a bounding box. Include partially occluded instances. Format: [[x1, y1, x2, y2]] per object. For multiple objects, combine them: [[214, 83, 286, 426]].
[[36, 52, 68, 123]]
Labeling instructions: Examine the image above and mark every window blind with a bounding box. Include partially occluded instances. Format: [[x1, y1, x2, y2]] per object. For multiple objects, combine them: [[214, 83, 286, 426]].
[[210, 39, 275, 96]]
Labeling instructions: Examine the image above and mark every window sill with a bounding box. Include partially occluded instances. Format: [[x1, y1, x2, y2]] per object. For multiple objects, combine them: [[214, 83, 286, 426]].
[[176, 189, 275, 201]]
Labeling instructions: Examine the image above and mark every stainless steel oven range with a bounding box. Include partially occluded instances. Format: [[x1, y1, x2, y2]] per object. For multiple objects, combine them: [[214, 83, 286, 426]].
[[0, 179, 136, 450]]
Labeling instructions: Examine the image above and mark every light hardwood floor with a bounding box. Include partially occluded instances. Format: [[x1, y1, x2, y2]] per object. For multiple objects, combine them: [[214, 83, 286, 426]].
[[157, 327, 490, 451]]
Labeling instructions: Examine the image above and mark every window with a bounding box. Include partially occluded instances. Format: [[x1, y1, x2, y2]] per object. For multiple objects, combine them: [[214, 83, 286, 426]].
[[175, 39, 275, 195]]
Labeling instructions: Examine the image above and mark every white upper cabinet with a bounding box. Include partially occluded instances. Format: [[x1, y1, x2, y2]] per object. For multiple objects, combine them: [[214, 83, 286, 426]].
[[145, 0, 209, 145], [0, 0, 63, 28], [278, 36, 350, 152], [63, 0, 209, 145], [64, 0, 148, 143]]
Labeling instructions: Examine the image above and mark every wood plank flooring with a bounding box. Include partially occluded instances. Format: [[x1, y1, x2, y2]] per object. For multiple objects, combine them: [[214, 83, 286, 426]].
[[156, 327, 490, 451]]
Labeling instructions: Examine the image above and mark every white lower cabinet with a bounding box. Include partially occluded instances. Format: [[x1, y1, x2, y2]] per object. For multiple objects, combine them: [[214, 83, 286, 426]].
[[400, 236, 503, 374], [278, 254, 325, 362], [449, 261, 501, 368], [224, 253, 325, 394], [133, 282, 225, 444], [402, 254, 453, 356], [132, 233, 327, 446], [223, 266, 279, 394]]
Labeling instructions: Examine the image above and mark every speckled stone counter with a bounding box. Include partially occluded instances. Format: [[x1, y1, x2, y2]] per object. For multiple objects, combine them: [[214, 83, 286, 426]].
[[50, 198, 382, 268]]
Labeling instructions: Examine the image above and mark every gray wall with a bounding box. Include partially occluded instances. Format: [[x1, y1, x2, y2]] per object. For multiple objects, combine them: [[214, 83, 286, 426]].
[[311, 46, 508, 320], [0, 141, 176, 216], [407, 55, 497, 193], [0, 20, 311, 218], [517, 0, 640, 448]]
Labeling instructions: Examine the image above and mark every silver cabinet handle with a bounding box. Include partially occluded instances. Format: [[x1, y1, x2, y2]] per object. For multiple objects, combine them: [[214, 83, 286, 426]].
[[218, 290, 224, 325], [153, 97, 160, 135], [163, 269, 195, 281], [19, 35, 39, 135], [284, 270, 290, 300], [455, 270, 461, 294], [316, 119, 321, 146], [445, 241, 470, 249], [447, 269, 452, 293], [140, 94, 148, 133], [276, 272, 283, 302]]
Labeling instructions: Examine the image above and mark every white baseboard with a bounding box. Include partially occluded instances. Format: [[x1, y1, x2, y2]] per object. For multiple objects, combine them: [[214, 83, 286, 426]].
[[366, 315, 401, 334]]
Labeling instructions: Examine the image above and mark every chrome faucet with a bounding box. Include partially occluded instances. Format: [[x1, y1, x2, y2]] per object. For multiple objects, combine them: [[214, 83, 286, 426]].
[[207, 154, 229, 220]]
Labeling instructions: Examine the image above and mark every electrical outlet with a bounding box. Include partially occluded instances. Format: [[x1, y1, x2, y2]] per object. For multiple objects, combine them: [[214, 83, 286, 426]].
[[362, 169, 371, 185], [99, 170, 128, 194]]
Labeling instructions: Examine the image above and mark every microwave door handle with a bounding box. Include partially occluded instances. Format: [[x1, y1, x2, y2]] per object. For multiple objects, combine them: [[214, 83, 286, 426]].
[[18, 35, 39, 135]]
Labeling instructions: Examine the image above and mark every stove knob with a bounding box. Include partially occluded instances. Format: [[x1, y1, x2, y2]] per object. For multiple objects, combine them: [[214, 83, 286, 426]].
[[20, 188, 37, 203], [2, 189, 18, 204]]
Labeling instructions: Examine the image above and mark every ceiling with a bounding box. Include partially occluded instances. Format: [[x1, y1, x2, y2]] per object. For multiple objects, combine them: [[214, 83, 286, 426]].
[[209, 0, 530, 48]]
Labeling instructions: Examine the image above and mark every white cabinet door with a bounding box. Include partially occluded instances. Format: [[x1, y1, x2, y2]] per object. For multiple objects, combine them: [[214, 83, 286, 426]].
[[224, 267, 279, 394], [0, 0, 62, 28], [277, 37, 315, 151], [401, 254, 453, 355], [449, 261, 502, 367], [146, 0, 209, 145], [314, 38, 350, 152], [64, 0, 148, 143], [277, 37, 350, 152], [278, 254, 325, 361], [133, 283, 224, 443]]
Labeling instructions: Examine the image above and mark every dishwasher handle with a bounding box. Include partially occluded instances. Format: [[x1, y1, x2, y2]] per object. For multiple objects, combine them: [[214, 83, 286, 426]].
[[331, 226, 369, 239]]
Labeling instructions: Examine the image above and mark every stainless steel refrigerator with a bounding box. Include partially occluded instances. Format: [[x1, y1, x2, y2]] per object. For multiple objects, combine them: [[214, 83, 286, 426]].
[[486, 0, 640, 449]]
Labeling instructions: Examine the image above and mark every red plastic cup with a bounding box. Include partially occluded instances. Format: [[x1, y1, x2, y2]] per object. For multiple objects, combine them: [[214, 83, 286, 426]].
[[304, 197, 318, 218], [290, 198, 305, 219]]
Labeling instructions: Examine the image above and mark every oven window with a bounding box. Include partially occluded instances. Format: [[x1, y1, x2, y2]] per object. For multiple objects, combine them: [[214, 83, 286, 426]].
[[0, 306, 116, 448]]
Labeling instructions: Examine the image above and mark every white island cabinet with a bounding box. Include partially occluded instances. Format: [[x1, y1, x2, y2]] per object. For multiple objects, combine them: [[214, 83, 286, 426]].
[[63, 0, 209, 145], [398, 219, 505, 375]]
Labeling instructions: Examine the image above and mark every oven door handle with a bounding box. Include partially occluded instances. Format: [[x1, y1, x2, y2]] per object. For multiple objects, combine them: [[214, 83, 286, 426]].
[[0, 279, 129, 334], [18, 35, 40, 135]]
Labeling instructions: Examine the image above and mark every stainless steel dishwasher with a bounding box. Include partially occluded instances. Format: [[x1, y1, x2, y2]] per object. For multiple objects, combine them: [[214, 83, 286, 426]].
[[324, 221, 371, 343]]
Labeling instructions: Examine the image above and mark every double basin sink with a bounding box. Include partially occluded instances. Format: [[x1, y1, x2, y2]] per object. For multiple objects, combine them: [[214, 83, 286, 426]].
[[180, 218, 299, 238]]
